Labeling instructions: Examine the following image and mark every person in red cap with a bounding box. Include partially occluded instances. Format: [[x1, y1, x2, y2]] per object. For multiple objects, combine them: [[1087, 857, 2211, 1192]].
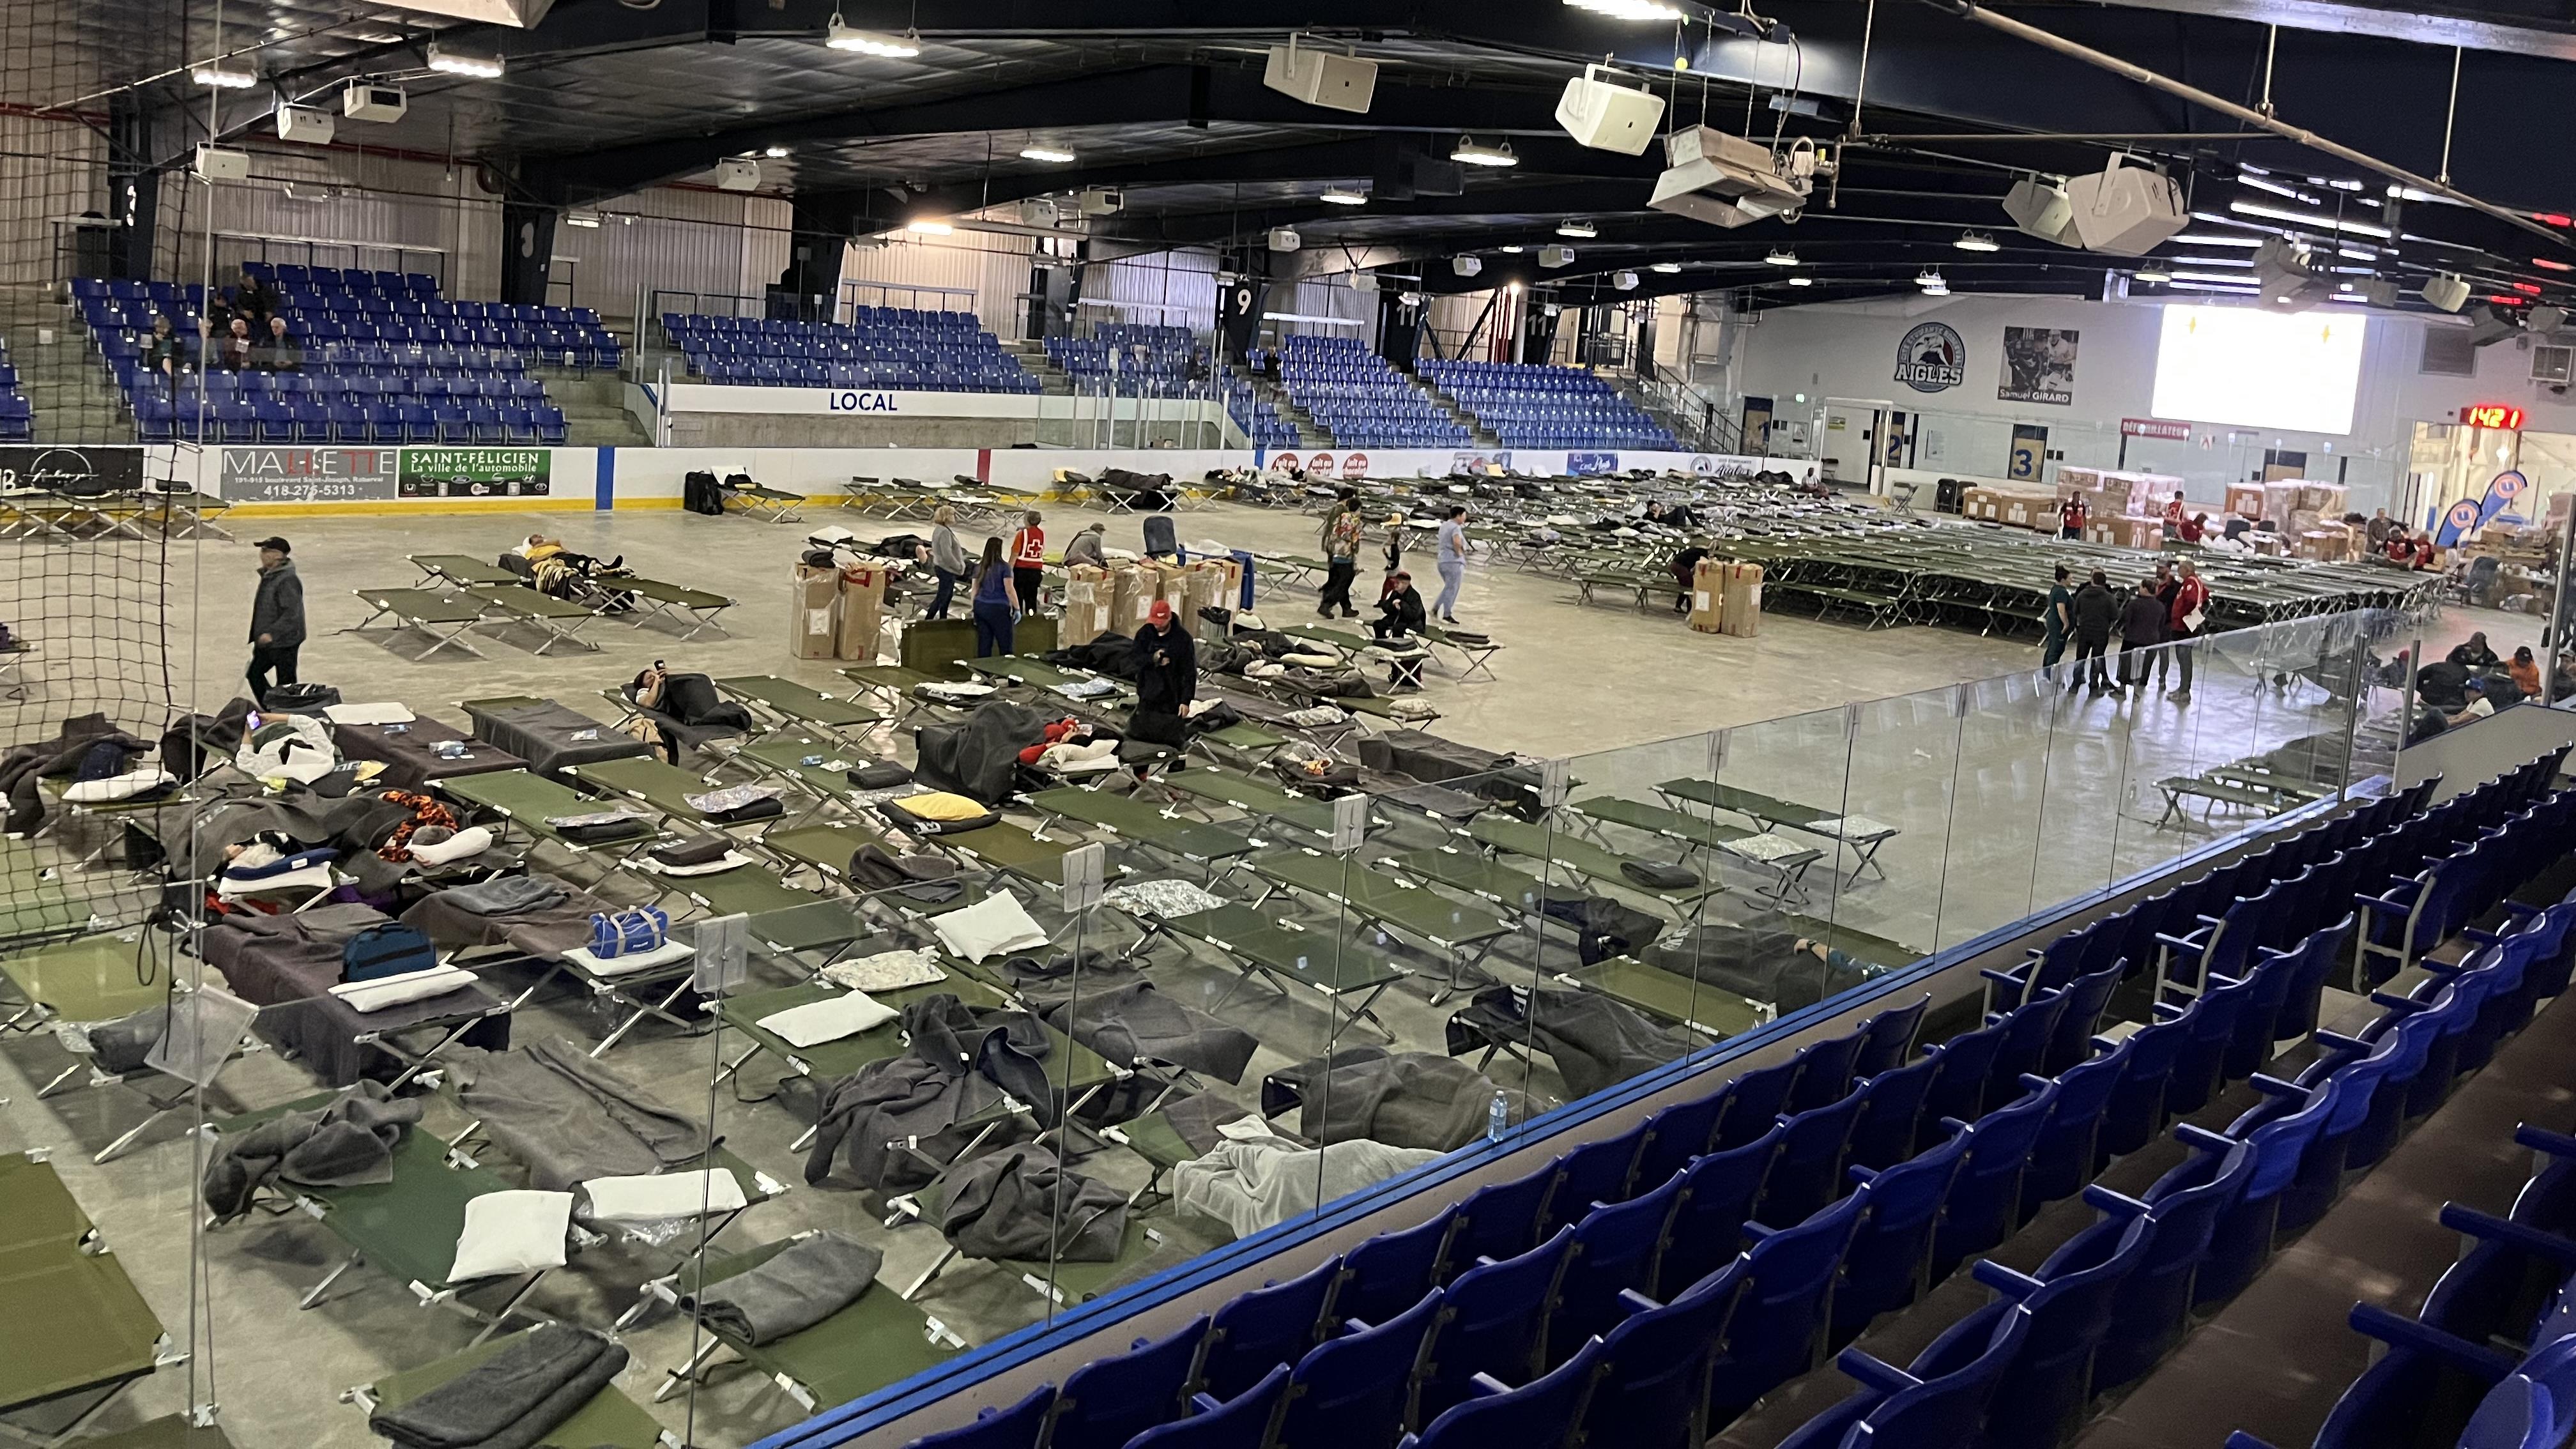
[[1130, 596, 1197, 752]]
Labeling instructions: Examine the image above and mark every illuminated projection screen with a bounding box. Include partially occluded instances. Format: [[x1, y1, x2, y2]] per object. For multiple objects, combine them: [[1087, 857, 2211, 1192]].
[[2149, 304, 2367, 435]]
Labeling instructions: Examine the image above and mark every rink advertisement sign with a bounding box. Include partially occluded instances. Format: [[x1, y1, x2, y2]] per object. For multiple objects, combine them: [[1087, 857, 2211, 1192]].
[[399, 448, 551, 498], [220, 446, 401, 503]]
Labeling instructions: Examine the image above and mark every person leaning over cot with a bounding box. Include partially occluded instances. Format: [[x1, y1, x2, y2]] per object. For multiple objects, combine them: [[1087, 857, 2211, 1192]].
[[1671, 543, 1711, 617], [1063, 521, 1108, 571]]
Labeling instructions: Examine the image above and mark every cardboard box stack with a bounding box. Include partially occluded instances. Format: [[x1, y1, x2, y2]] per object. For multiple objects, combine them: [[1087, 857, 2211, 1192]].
[[2085, 516, 2166, 551], [834, 562, 889, 661], [2225, 482, 2266, 521], [1182, 560, 1227, 634], [1991, 487, 2058, 530], [1719, 561, 1763, 637], [1107, 564, 1148, 636], [790, 564, 839, 660], [1689, 558, 1724, 634], [1061, 564, 1112, 647]]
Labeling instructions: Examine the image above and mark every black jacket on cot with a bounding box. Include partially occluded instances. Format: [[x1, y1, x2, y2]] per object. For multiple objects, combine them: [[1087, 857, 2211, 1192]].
[[1133, 624, 1197, 716], [2069, 582, 2119, 641], [2119, 592, 2166, 645]]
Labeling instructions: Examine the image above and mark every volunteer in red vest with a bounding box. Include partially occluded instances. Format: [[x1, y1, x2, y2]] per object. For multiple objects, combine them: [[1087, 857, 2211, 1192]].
[[2167, 559, 2209, 703], [2163, 488, 2186, 526], [1008, 510, 1046, 614], [2058, 493, 2086, 540]]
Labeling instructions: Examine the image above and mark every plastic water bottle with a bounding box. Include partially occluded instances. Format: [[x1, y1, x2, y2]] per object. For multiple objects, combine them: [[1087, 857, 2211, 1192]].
[[1487, 1090, 1510, 1142]]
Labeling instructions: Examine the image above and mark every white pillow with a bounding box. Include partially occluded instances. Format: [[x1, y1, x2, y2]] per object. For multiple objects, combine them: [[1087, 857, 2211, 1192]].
[[321, 702, 417, 726], [580, 1169, 747, 1225], [408, 825, 494, 866], [756, 990, 898, 1048], [447, 1190, 572, 1282], [931, 891, 1049, 962], [327, 965, 477, 1013]]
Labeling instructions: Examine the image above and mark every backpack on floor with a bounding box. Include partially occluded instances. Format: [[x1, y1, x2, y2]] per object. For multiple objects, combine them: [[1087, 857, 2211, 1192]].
[[341, 923, 439, 983], [683, 470, 724, 516]]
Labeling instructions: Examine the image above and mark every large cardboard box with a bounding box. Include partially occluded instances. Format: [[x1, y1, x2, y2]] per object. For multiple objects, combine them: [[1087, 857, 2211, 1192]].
[[2225, 482, 2266, 521], [1960, 486, 1999, 521], [1105, 564, 1146, 636], [2296, 481, 2349, 516], [2293, 528, 2348, 562], [834, 562, 889, 661], [1993, 487, 2057, 530], [1689, 557, 1724, 634], [1182, 560, 1227, 636], [2261, 480, 2304, 523], [2054, 467, 2106, 500], [1718, 560, 1763, 637], [2090, 516, 2165, 551], [1061, 564, 1111, 647], [790, 564, 839, 660], [2129, 471, 2184, 517]]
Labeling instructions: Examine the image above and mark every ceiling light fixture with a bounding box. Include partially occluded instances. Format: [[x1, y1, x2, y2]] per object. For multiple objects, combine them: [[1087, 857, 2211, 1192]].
[[2172, 270, 2259, 285], [1650, 261, 1682, 273], [1499, 244, 1524, 254], [1018, 146, 1076, 164], [906, 218, 953, 235], [2227, 199, 2392, 238], [192, 63, 257, 88], [825, 13, 921, 56], [1563, 0, 1686, 19], [1319, 187, 1368, 205], [2134, 265, 2172, 282], [1954, 231, 2000, 252], [1765, 247, 1798, 266], [763, 144, 790, 158], [1556, 218, 1597, 238], [2172, 233, 2264, 247], [1450, 137, 1518, 167], [2537, 257, 2575, 272], [424, 42, 503, 78], [564, 210, 602, 229], [1786, 275, 1814, 286]]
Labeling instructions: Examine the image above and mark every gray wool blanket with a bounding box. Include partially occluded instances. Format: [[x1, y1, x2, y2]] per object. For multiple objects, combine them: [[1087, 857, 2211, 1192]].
[[1003, 960, 1258, 1085], [804, 994, 1053, 1190], [367, 1322, 627, 1449], [203, 1081, 421, 1222], [446, 1039, 709, 1190], [937, 1144, 1128, 1262], [1264, 1046, 1529, 1151], [684, 1232, 884, 1346], [1446, 985, 1692, 1098]]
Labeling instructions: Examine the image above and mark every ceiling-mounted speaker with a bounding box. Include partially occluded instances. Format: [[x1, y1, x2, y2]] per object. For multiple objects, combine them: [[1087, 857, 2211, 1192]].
[[1647, 125, 1808, 228], [2422, 272, 2472, 312], [194, 145, 250, 181], [2253, 236, 2330, 310], [2002, 177, 2076, 246], [1555, 64, 1666, 155], [275, 105, 335, 144], [714, 158, 760, 191], [1268, 227, 1302, 252], [2352, 277, 2401, 307], [1539, 244, 1574, 267], [2062, 155, 2186, 255], [2531, 304, 2569, 332], [1078, 187, 1123, 215], [1351, 271, 1379, 293], [1452, 254, 1483, 277], [1613, 270, 1639, 290], [2467, 305, 2520, 346], [1262, 38, 1377, 114], [341, 83, 408, 122]]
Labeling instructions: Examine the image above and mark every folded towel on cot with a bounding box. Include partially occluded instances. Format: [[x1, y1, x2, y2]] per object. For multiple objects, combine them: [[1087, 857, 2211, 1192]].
[[683, 1232, 884, 1346]]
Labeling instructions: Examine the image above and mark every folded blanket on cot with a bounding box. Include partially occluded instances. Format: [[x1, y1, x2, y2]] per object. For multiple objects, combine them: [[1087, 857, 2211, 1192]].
[[367, 1322, 626, 1449], [579, 1167, 747, 1225], [203, 1081, 422, 1222], [330, 965, 479, 1013], [756, 990, 898, 1047], [938, 1144, 1128, 1262], [683, 1232, 884, 1346]]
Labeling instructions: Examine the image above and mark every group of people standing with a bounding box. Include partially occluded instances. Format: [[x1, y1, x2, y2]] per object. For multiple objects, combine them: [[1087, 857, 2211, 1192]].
[[2043, 557, 2209, 702], [1314, 489, 1475, 636], [923, 507, 1063, 657]]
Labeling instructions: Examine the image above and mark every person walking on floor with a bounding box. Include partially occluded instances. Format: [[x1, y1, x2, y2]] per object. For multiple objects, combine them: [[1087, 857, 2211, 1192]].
[[1008, 510, 1046, 614], [2117, 578, 2166, 698], [970, 537, 1017, 658], [1433, 504, 1473, 624], [2069, 569, 2118, 694], [1130, 598, 1197, 754], [1317, 489, 1364, 619], [2166, 560, 2207, 703], [926, 506, 966, 620], [2041, 563, 2073, 681], [247, 535, 305, 705]]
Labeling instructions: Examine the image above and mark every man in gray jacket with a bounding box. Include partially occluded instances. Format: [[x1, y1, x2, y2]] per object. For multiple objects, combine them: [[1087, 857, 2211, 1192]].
[[247, 535, 305, 704]]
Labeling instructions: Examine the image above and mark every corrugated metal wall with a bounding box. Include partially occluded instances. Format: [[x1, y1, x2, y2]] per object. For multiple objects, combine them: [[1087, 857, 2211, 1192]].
[[563, 186, 796, 319], [839, 229, 1029, 332], [1082, 249, 1218, 332], [178, 151, 481, 294], [0, 111, 108, 288]]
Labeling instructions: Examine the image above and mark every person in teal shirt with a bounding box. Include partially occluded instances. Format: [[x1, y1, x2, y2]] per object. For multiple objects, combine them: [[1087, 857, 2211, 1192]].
[[2041, 563, 2073, 681]]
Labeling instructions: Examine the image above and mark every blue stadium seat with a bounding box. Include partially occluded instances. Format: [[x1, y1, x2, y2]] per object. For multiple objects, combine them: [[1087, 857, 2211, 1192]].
[[1704, 1190, 1867, 1429], [1438, 1159, 1556, 1280], [1929, 1080, 2056, 1282], [1581, 1263, 1745, 1449], [1547, 1171, 1683, 1363], [1630, 1092, 1726, 1193], [1774, 1301, 2031, 1449], [1043, 1318, 1207, 1449], [1832, 1124, 1972, 1347], [1713, 1059, 1800, 1151], [1853, 993, 1931, 1078], [1654, 1122, 1781, 1298], [1538, 1122, 1644, 1239], [1414, 1229, 1570, 1423], [1196, 1259, 1337, 1404], [1271, 1289, 1440, 1449], [1755, 1090, 1867, 1229], [1335, 1211, 1453, 1330], [1844, 1054, 1940, 1174], [1400, 1337, 1602, 1449], [1126, 1365, 1290, 1449], [898, 1384, 1052, 1449], [2042, 1144, 2250, 1392]]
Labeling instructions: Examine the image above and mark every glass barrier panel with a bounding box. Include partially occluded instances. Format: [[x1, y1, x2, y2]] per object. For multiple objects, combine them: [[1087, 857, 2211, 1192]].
[[1937, 666, 2063, 953]]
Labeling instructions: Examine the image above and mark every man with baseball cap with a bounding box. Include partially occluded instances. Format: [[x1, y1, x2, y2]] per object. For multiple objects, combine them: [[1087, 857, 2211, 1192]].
[[247, 535, 305, 704], [1130, 597, 1197, 751]]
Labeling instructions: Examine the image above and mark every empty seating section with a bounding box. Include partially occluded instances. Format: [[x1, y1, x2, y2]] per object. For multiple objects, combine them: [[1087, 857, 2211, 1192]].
[[1418, 360, 1676, 450], [73, 266, 578, 445], [663, 308, 1038, 392], [894, 751, 2576, 1449], [1266, 335, 1468, 448], [1225, 385, 1299, 447], [0, 336, 27, 441], [1047, 323, 1204, 388]]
